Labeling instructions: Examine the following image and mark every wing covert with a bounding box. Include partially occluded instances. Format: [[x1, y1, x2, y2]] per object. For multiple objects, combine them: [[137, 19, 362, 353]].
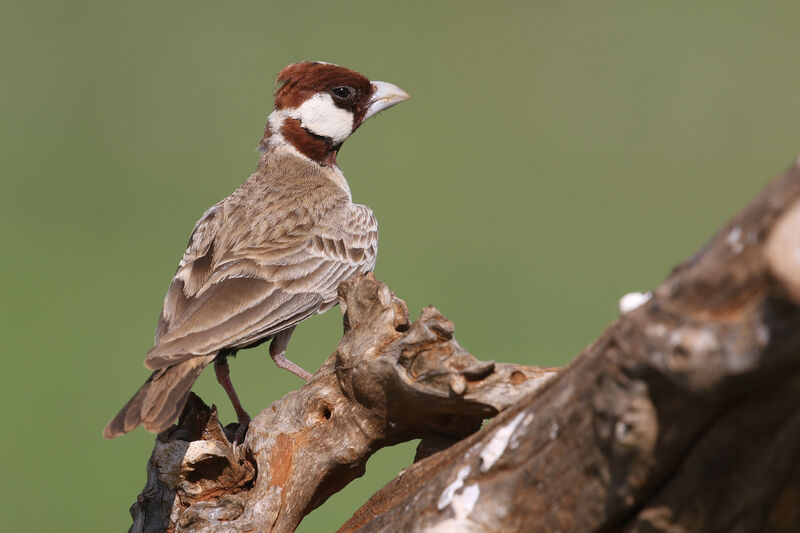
[[146, 200, 377, 370]]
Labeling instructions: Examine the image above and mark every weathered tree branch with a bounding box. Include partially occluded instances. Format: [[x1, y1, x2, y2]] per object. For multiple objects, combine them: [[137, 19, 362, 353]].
[[130, 275, 556, 532], [340, 161, 800, 532], [129, 160, 800, 533]]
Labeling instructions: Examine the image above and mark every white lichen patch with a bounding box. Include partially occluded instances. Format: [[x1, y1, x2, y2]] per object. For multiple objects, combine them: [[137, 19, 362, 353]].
[[452, 484, 480, 520], [619, 291, 652, 314], [509, 412, 535, 450], [466, 440, 485, 459], [727, 226, 744, 254], [548, 420, 559, 441], [479, 412, 525, 472], [428, 484, 483, 533], [438, 465, 471, 510], [669, 328, 718, 354]]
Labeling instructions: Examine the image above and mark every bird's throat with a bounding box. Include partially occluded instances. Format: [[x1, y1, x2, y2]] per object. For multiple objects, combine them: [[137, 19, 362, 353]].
[[260, 116, 339, 167]]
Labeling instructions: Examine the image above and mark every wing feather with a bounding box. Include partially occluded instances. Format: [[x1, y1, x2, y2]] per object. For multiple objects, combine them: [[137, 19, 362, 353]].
[[145, 196, 377, 370]]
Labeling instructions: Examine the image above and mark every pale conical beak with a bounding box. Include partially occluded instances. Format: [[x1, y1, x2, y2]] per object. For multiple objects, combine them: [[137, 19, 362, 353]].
[[364, 81, 410, 120]]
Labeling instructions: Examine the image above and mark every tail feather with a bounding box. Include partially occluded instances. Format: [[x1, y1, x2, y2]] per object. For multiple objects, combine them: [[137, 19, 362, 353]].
[[103, 355, 215, 439]]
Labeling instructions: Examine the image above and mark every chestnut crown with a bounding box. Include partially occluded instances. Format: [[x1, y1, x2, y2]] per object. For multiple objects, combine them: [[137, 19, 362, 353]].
[[260, 61, 409, 166]]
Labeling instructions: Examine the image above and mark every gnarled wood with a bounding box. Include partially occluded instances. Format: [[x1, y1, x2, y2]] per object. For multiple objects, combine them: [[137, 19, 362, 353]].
[[129, 274, 556, 532], [341, 160, 800, 532], [129, 159, 800, 533]]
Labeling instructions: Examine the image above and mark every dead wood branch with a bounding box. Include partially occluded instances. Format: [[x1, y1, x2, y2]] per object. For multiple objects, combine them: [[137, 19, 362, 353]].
[[340, 161, 800, 532], [130, 160, 800, 533], [129, 275, 555, 532]]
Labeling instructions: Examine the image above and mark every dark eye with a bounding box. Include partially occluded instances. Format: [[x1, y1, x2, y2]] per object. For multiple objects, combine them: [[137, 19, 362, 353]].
[[331, 86, 353, 100]]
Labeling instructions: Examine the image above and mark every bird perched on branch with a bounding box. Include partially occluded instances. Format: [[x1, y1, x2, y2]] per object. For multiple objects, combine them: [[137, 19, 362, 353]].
[[104, 62, 409, 441]]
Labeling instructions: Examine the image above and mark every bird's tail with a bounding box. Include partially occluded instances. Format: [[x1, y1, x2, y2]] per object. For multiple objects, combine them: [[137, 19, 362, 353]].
[[103, 355, 215, 439]]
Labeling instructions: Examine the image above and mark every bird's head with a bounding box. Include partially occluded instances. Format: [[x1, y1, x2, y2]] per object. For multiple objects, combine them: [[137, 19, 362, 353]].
[[259, 61, 409, 166]]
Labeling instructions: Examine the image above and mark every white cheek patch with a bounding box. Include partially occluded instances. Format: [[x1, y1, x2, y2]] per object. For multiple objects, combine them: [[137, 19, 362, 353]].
[[288, 93, 354, 144]]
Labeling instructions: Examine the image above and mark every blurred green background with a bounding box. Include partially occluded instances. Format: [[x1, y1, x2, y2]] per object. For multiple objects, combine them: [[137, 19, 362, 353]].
[[3, 1, 800, 531]]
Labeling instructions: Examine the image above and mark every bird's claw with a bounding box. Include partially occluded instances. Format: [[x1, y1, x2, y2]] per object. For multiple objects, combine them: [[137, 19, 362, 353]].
[[231, 414, 251, 449]]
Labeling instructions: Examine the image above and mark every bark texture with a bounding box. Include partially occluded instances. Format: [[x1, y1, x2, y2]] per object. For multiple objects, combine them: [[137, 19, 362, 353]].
[[129, 160, 800, 533]]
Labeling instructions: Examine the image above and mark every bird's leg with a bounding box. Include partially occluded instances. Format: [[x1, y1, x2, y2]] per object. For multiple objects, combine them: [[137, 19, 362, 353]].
[[269, 326, 313, 381], [214, 355, 251, 445]]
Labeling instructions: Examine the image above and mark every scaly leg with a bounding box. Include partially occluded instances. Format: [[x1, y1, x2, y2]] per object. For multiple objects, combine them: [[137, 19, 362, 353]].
[[269, 326, 312, 381], [214, 356, 251, 444]]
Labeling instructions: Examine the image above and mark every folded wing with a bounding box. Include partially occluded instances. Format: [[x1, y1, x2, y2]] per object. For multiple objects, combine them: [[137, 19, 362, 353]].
[[145, 200, 377, 370]]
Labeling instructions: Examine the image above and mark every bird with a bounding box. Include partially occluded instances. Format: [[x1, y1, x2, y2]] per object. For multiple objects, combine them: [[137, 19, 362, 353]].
[[103, 61, 409, 441]]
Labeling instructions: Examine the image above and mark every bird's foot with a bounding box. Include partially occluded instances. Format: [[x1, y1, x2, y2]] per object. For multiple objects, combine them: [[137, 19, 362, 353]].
[[272, 350, 313, 381], [232, 415, 251, 448], [268, 326, 313, 381], [224, 413, 251, 448]]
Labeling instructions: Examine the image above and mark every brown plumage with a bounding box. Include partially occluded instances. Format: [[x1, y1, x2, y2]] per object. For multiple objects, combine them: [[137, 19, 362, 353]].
[[104, 62, 409, 439]]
